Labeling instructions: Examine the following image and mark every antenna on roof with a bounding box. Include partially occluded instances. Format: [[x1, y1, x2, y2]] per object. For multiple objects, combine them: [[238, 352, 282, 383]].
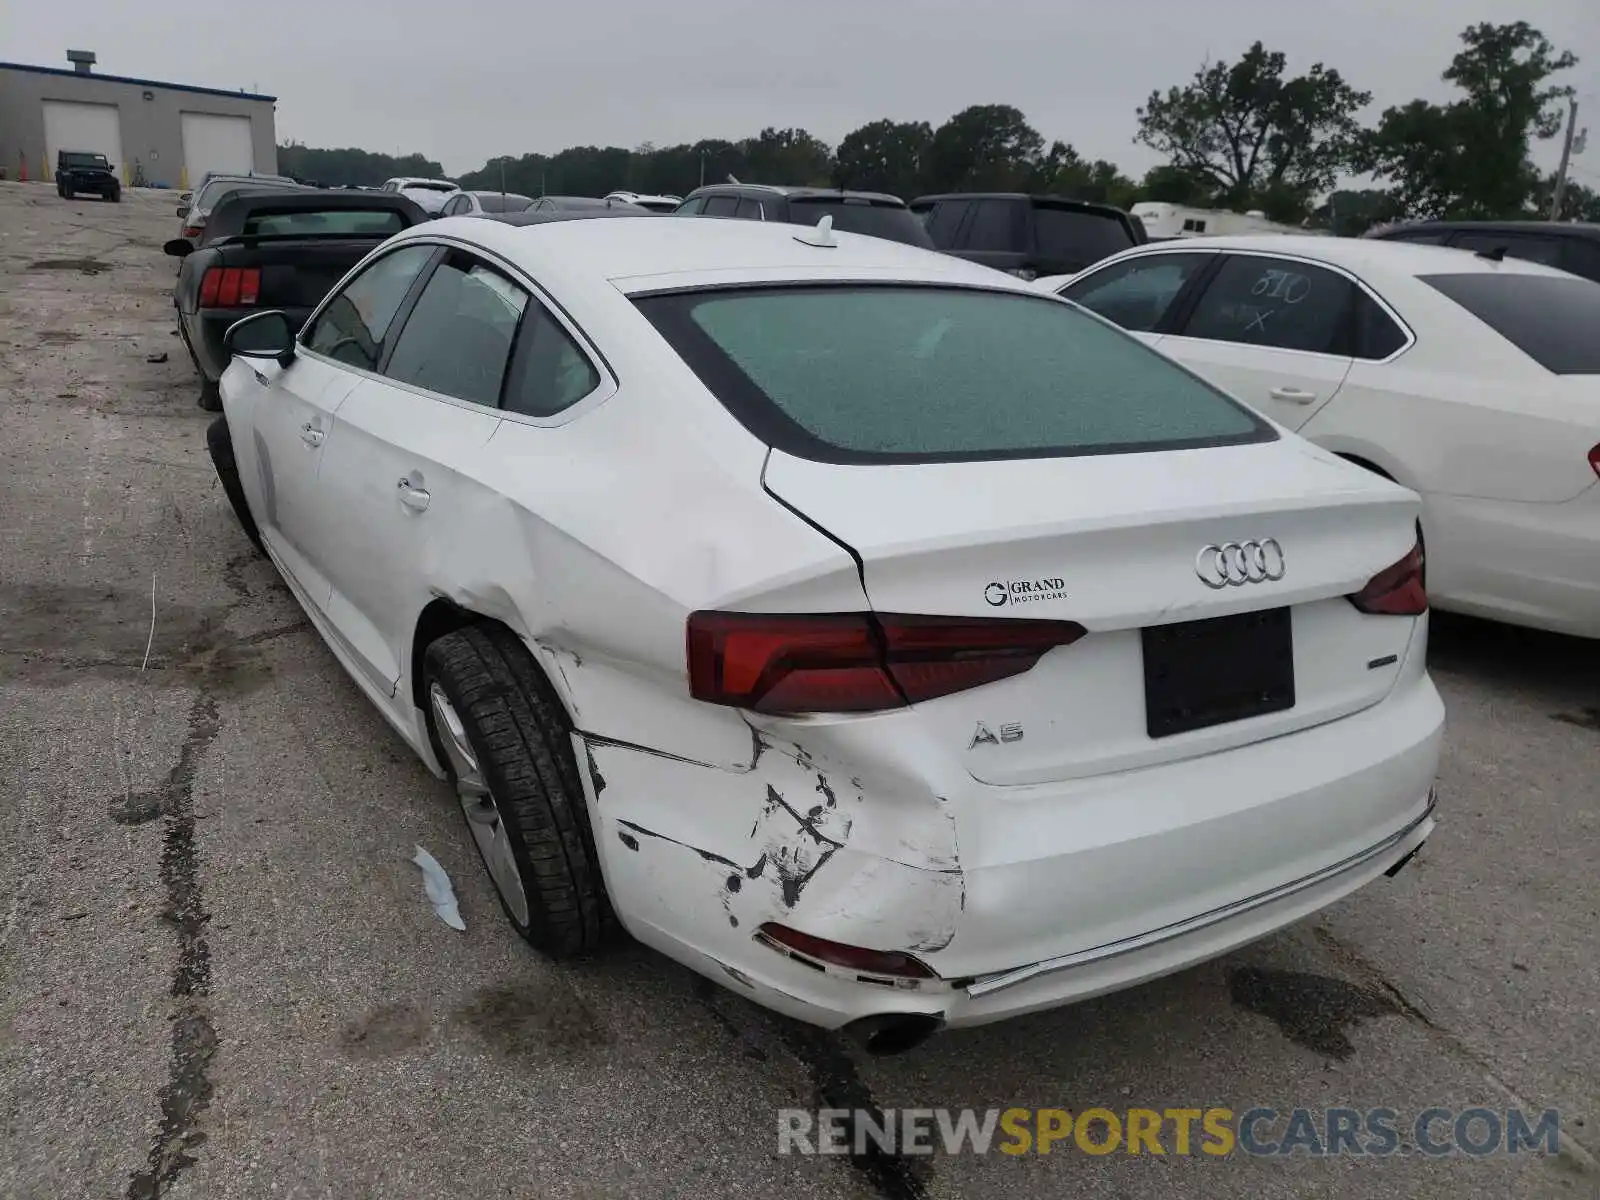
[[726, 174, 740, 184], [1476, 245, 1508, 262], [794, 214, 837, 248]]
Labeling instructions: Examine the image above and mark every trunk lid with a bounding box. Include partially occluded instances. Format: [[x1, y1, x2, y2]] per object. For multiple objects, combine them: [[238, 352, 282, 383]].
[[212, 237, 391, 310], [763, 439, 1422, 784]]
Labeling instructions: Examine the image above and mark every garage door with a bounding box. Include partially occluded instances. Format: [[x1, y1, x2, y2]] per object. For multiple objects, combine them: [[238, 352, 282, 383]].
[[42, 101, 124, 179], [180, 112, 254, 187]]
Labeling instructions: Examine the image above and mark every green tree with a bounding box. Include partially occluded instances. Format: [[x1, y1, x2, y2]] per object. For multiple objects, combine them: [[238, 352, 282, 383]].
[[834, 119, 933, 198], [927, 105, 1044, 191], [739, 127, 833, 185], [1309, 188, 1404, 236], [1028, 142, 1136, 206], [1135, 42, 1370, 217], [1136, 164, 1216, 206], [276, 142, 446, 187], [1360, 22, 1578, 219]]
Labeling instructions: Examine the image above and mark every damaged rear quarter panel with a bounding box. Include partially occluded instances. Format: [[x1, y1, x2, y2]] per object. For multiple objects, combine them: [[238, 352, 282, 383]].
[[581, 726, 966, 976]]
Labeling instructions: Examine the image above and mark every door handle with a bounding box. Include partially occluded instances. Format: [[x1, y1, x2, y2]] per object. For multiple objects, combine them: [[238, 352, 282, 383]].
[[397, 477, 431, 512], [1269, 386, 1318, 404], [299, 422, 324, 447]]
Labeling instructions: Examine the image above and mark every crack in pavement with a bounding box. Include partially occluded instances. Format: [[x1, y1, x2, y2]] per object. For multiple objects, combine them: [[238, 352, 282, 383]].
[[126, 691, 223, 1200]]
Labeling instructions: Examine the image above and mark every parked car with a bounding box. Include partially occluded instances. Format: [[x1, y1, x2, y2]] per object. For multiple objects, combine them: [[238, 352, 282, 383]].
[[436, 190, 538, 218], [523, 195, 649, 213], [1044, 234, 1600, 638], [56, 151, 120, 202], [605, 190, 682, 213], [1364, 220, 1600, 284], [166, 189, 426, 410], [910, 193, 1141, 280], [176, 175, 314, 246], [380, 177, 458, 215], [203, 215, 1440, 1050], [676, 184, 933, 248]]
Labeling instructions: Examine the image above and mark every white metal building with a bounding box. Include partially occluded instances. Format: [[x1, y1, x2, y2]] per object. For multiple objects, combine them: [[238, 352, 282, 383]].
[[0, 51, 276, 189]]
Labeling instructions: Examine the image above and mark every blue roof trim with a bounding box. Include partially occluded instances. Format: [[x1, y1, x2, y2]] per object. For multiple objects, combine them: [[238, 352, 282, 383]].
[[0, 61, 275, 103]]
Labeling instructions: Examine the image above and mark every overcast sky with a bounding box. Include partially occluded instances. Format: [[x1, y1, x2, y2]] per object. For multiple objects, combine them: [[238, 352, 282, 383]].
[[5, 1, 1597, 180]]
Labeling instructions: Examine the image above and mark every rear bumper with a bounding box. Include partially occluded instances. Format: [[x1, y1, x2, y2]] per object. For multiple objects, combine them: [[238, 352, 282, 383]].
[[583, 647, 1444, 1031], [1427, 487, 1600, 637]]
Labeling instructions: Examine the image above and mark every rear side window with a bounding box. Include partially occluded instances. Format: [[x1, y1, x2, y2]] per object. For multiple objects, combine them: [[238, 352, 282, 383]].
[[703, 195, 739, 217], [1034, 207, 1136, 270], [675, 196, 707, 215], [1353, 292, 1408, 360], [636, 285, 1271, 463], [963, 200, 1022, 251], [922, 200, 971, 247], [1178, 255, 1355, 354], [242, 209, 407, 237], [383, 253, 529, 405], [503, 308, 602, 418], [785, 199, 934, 248], [735, 197, 764, 220], [1420, 273, 1600, 374], [1061, 252, 1212, 332]]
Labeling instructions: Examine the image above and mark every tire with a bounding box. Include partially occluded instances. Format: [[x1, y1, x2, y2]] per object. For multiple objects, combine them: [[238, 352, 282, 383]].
[[61, 185, 72, 200], [205, 417, 264, 554], [198, 378, 222, 412], [422, 625, 608, 957]]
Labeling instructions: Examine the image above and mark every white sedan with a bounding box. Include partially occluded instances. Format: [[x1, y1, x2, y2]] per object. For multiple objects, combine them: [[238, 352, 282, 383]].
[[1045, 235, 1600, 638], [205, 214, 1441, 1052]]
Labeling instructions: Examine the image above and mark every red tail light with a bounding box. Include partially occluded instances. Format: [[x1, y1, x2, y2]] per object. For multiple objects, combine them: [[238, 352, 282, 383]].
[[199, 267, 260, 308], [757, 922, 936, 979], [1349, 541, 1427, 616], [183, 226, 202, 238], [686, 611, 1086, 714]]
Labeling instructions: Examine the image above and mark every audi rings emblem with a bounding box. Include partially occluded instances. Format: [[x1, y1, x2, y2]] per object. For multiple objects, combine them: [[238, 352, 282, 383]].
[[1194, 539, 1287, 589]]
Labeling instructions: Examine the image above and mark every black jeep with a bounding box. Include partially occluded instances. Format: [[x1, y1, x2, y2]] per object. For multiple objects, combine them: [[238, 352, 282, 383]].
[[57, 151, 121, 202]]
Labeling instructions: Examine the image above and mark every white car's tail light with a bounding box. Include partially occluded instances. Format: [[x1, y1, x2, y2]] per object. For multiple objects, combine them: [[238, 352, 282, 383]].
[[757, 923, 937, 979], [685, 611, 1086, 714], [1348, 541, 1427, 616]]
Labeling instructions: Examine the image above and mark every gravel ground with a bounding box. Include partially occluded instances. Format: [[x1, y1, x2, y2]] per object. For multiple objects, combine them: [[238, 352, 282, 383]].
[[0, 180, 1596, 1200]]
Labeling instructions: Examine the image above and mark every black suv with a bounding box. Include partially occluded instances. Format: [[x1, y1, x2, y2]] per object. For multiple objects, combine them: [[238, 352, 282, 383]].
[[56, 151, 121, 202], [1363, 220, 1600, 284], [674, 185, 935, 248], [909, 193, 1140, 279]]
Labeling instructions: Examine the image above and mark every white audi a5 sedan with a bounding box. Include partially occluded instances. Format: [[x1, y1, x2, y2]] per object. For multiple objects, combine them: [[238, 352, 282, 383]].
[[1044, 235, 1600, 639], [206, 213, 1442, 1052]]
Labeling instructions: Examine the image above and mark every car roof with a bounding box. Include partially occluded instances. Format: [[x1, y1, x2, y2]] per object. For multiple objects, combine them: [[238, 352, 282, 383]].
[[688, 184, 907, 205], [1116, 233, 1576, 279], [910, 192, 1126, 213], [468, 190, 534, 200], [407, 212, 1031, 293]]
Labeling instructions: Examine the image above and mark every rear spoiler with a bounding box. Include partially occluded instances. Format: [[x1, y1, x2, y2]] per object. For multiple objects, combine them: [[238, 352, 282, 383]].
[[205, 189, 428, 239]]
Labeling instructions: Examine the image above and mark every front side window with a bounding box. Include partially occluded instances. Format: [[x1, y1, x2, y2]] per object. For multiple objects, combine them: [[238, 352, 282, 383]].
[[304, 244, 436, 371], [636, 284, 1271, 463], [735, 197, 764, 220], [676, 196, 707, 215], [703, 195, 739, 217], [1177, 255, 1355, 354], [382, 252, 529, 405], [1061, 252, 1212, 332], [1420, 272, 1600, 374], [922, 200, 970, 247]]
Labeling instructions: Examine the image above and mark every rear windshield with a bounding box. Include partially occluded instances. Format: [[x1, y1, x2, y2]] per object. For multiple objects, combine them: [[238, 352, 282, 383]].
[[242, 209, 408, 237], [198, 181, 291, 212], [784, 199, 935, 248], [1420, 272, 1600, 374], [1033, 206, 1137, 270], [476, 193, 534, 213], [636, 285, 1271, 463], [403, 181, 456, 192]]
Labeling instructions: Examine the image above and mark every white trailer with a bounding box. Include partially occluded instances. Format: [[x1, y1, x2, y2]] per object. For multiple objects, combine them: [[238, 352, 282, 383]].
[[1131, 202, 1324, 241]]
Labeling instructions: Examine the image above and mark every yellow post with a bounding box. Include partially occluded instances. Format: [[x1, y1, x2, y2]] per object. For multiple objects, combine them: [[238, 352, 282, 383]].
[[124, 164, 131, 184], [42, 157, 51, 183], [179, 166, 188, 190]]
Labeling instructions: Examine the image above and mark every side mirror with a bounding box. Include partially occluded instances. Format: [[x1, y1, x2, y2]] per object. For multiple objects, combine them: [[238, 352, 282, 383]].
[[180, 191, 192, 201], [163, 238, 192, 258], [224, 310, 296, 367], [176, 205, 190, 218]]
